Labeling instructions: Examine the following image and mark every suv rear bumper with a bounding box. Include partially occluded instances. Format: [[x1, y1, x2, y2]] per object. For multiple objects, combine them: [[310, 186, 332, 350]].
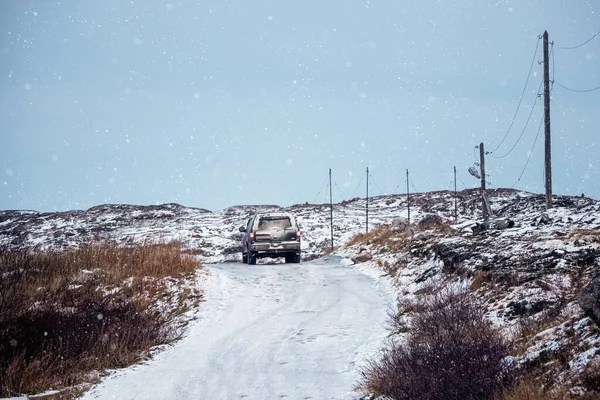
[[250, 241, 300, 255]]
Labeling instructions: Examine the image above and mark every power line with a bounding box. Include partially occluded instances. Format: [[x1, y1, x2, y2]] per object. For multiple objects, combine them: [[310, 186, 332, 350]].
[[489, 36, 541, 154], [350, 176, 364, 198], [368, 171, 386, 197], [489, 77, 544, 159], [394, 174, 410, 195], [393, 175, 406, 193], [409, 174, 418, 193], [456, 171, 468, 189], [551, 40, 600, 92], [551, 43, 555, 92], [332, 176, 344, 202], [313, 176, 329, 204], [555, 30, 600, 50], [552, 80, 600, 93], [549, 96, 563, 118], [511, 108, 545, 188]]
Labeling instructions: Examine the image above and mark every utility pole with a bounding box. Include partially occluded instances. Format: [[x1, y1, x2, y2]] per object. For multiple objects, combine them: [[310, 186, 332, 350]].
[[480, 142, 489, 220], [543, 30, 553, 209], [329, 168, 334, 250], [366, 167, 369, 234], [454, 166, 458, 222], [406, 169, 410, 225]]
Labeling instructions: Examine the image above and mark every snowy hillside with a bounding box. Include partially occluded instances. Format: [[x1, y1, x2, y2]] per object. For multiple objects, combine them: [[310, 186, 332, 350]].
[[0, 192, 448, 262], [2, 188, 600, 396], [4, 188, 595, 264], [336, 190, 600, 395]]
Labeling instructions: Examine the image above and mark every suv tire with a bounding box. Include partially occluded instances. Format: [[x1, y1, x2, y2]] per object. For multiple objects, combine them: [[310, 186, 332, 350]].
[[248, 252, 257, 265]]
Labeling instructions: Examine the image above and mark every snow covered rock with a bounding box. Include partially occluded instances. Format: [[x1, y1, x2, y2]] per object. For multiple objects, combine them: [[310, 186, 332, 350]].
[[536, 212, 552, 226], [352, 252, 373, 264], [417, 214, 444, 229], [471, 218, 515, 234], [391, 217, 409, 232]]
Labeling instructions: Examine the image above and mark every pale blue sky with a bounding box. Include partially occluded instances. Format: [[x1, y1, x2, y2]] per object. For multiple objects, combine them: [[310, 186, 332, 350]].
[[1, 1, 598, 211]]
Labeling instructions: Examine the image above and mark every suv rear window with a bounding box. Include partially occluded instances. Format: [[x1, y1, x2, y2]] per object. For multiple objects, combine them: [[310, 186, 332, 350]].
[[257, 216, 292, 230]]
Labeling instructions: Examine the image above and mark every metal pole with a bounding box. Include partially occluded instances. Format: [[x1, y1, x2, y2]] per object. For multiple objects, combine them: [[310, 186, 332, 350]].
[[454, 166, 457, 222], [406, 169, 410, 226], [329, 168, 334, 250], [543, 30, 553, 209], [366, 167, 369, 234], [480, 142, 488, 220]]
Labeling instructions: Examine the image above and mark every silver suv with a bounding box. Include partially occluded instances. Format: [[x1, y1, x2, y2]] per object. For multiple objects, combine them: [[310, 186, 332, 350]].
[[239, 212, 301, 264]]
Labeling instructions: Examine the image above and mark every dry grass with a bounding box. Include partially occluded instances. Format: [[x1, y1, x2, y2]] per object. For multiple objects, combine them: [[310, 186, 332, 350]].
[[565, 228, 600, 245], [346, 228, 384, 247], [347, 225, 413, 252], [0, 242, 202, 397], [471, 270, 494, 291], [496, 376, 568, 400], [321, 246, 335, 256]]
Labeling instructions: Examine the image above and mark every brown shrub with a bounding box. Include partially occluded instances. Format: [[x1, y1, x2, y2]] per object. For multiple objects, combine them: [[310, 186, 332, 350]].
[[359, 285, 512, 400], [0, 242, 201, 397]]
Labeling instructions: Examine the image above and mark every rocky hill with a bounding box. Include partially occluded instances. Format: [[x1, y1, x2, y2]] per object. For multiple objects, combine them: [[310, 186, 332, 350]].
[[1, 188, 599, 395], [0, 190, 458, 262]]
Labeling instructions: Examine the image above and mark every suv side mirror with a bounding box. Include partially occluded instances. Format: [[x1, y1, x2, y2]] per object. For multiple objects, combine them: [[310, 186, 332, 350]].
[[239, 226, 246, 232]]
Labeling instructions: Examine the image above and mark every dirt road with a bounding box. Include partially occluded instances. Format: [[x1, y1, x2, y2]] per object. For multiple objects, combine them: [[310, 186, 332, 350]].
[[83, 256, 391, 400]]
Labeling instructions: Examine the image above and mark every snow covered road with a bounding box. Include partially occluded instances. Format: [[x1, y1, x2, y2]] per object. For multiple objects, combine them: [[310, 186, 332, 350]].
[[83, 256, 391, 400]]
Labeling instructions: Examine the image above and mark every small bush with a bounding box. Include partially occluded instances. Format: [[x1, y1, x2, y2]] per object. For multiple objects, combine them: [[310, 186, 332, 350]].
[[360, 285, 512, 400]]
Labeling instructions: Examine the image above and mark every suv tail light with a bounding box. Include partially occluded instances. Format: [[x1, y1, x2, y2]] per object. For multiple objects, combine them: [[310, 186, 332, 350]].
[[296, 230, 301, 241], [249, 232, 255, 242]]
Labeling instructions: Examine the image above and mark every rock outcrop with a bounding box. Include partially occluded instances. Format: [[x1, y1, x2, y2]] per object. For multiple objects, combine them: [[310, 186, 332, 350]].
[[578, 275, 600, 327]]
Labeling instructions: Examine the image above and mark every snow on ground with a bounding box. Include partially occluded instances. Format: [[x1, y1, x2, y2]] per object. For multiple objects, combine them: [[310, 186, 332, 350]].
[[2, 188, 599, 396], [81, 257, 393, 400], [332, 190, 600, 391]]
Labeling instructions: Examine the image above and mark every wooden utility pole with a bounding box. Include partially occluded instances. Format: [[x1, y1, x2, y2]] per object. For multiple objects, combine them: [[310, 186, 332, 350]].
[[480, 142, 489, 220], [329, 168, 333, 250], [406, 169, 410, 225], [543, 30, 553, 209], [366, 167, 369, 234], [454, 166, 458, 222]]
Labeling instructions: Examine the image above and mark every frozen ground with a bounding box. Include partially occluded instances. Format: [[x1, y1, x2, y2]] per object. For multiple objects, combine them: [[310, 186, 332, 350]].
[[81, 257, 392, 400], [2, 188, 599, 397]]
